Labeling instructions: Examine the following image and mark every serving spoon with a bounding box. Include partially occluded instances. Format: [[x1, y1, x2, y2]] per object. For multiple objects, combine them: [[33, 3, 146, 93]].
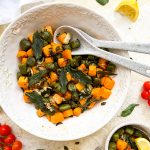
[[76, 28, 150, 54], [54, 25, 150, 77]]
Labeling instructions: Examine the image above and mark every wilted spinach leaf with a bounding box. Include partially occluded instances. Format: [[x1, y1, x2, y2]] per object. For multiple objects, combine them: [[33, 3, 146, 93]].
[[32, 32, 44, 60], [121, 104, 139, 117], [66, 67, 92, 84], [29, 70, 47, 86]]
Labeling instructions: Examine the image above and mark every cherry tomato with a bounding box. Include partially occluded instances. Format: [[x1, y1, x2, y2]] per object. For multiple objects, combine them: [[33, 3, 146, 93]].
[[143, 81, 150, 91], [12, 141, 22, 150], [141, 90, 150, 100], [0, 137, 4, 147], [4, 146, 12, 150], [4, 134, 16, 145], [0, 125, 11, 136]]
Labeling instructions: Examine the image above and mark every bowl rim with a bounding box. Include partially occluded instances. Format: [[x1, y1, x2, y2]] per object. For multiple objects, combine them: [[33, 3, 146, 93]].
[[0, 1, 122, 43], [105, 122, 150, 150], [0, 2, 131, 141]]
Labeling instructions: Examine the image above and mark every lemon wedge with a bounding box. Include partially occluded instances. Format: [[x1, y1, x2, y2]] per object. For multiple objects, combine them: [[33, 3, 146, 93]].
[[115, 0, 139, 22], [135, 138, 150, 150]]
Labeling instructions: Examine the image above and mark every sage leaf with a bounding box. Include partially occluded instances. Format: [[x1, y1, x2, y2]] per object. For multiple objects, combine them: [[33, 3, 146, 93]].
[[26, 92, 46, 111], [97, 70, 117, 76], [29, 70, 47, 86], [32, 32, 44, 60], [66, 66, 92, 84], [59, 69, 67, 94], [96, 0, 109, 5], [121, 104, 139, 117]]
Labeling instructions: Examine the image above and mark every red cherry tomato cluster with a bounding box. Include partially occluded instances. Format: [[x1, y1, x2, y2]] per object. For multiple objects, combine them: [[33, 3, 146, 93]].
[[141, 81, 150, 105], [0, 124, 22, 150]]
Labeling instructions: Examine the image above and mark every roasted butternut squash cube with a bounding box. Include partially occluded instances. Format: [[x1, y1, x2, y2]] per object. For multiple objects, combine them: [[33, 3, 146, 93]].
[[98, 58, 107, 70], [50, 72, 58, 82], [18, 76, 28, 89], [79, 98, 86, 106], [91, 88, 102, 99], [58, 58, 67, 67], [64, 91, 72, 100], [21, 58, 27, 64], [75, 83, 85, 92], [57, 33, 71, 44], [45, 57, 53, 63], [101, 77, 115, 90], [88, 65, 96, 77], [17, 50, 28, 58], [27, 49, 33, 57], [51, 112, 64, 124], [42, 44, 51, 57], [62, 49, 72, 59], [73, 107, 82, 116], [116, 139, 128, 150], [57, 33, 67, 44], [37, 109, 45, 117], [63, 109, 73, 118], [52, 94, 63, 104], [100, 87, 111, 99], [78, 64, 86, 72]]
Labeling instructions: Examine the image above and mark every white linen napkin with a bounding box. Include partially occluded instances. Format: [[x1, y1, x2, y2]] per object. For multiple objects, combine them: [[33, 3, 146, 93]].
[[0, 0, 53, 25]]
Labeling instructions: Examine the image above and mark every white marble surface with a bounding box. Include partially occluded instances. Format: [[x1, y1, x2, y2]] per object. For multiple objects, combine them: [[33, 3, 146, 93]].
[[0, 0, 150, 150]]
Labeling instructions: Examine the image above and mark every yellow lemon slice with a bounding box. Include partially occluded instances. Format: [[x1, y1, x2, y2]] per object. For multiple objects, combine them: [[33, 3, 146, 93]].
[[135, 138, 150, 150], [115, 0, 139, 22]]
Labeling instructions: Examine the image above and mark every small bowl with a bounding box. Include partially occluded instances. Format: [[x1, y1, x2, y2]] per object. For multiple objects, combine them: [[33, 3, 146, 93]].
[[105, 122, 150, 150]]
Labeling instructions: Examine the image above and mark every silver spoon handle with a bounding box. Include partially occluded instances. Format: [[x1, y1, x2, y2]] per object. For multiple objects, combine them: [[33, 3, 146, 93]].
[[92, 47, 150, 77], [78, 29, 150, 54]]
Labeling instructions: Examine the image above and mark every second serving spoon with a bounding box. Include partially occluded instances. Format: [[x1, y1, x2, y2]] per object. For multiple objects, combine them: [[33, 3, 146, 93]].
[[53, 25, 150, 77], [76, 28, 150, 54]]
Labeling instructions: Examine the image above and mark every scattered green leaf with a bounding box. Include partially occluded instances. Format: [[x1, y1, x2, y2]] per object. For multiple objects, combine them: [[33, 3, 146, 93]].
[[121, 104, 139, 117], [96, 0, 109, 6]]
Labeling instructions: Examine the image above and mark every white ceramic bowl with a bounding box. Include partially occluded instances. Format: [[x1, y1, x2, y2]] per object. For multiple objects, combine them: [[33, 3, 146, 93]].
[[0, 2, 130, 141], [105, 122, 150, 150]]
